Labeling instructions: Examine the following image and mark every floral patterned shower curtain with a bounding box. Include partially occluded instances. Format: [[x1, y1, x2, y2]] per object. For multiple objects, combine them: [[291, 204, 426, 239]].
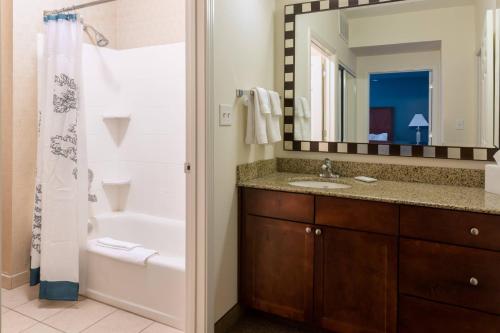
[[30, 13, 88, 301]]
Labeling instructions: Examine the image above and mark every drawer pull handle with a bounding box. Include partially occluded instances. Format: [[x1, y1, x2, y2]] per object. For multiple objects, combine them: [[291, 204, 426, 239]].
[[315, 229, 322, 236], [469, 277, 479, 287], [306, 227, 312, 234], [470, 228, 480, 236]]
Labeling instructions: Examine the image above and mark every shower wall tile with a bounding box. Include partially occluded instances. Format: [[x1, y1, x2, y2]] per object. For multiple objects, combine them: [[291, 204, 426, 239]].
[[119, 162, 186, 221], [87, 134, 120, 163], [84, 42, 186, 221], [125, 109, 176, 135], [88, 161, 126, 215], [121, 135, 181, 164]]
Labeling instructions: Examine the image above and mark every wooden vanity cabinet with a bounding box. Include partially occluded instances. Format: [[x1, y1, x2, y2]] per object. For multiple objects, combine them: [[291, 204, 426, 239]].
[[239, 188, 500, 332], [241, 215, 315, 322], [240, 188, 397, 332], [314, 227, 397, 333], [240, 189, 315, 322]]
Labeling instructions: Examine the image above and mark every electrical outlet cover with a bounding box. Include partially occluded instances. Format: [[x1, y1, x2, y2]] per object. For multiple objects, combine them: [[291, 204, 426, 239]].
[[219, 104, 233, 126]]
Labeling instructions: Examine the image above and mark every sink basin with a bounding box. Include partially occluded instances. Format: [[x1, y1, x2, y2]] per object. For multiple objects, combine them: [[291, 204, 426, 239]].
[[288, 180, 352, 190]]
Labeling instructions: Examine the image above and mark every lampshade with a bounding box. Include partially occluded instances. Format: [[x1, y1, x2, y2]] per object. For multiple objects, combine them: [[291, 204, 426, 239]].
[[408, 114, 429, 127]]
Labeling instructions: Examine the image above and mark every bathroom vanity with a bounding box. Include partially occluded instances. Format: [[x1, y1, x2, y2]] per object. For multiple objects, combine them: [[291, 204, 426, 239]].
[[238, 174, 500, 333]]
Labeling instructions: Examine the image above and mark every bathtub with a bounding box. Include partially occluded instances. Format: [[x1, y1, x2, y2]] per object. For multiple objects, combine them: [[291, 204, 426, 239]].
[[83, 212, 185, 330]]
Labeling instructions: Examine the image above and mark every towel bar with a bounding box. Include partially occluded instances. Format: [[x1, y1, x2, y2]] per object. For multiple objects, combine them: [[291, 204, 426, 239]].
[[236, 89, 255, 98], [236, 89, 282, 99]]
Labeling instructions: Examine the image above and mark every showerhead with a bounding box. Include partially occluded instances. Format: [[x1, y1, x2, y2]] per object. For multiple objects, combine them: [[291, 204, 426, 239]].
[[83, 23, 109, 47]]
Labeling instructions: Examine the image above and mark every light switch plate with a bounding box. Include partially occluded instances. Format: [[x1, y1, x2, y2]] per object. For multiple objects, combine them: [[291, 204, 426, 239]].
[[456, 119, 465, 130], [219, 104, 233, 126]]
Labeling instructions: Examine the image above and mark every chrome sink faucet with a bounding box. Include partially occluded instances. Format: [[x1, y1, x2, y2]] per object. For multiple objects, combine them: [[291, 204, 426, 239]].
[[319, 158, 339, 179]]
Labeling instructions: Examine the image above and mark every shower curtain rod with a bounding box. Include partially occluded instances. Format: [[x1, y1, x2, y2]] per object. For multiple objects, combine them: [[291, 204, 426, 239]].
[[43, 0, 118, 16]]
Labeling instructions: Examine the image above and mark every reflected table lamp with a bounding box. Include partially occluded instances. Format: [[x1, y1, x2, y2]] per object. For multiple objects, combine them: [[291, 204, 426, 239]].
[[409, 114, 429, 145]]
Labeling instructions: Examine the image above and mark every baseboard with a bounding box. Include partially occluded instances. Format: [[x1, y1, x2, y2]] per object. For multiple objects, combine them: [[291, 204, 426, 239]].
[[2, 271, 29, 290], [214, 303, 245, 333]]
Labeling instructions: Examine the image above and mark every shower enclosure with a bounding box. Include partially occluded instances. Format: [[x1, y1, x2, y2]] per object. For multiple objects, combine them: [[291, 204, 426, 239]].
[[31, 0, 186, 330], [82, 39, 186, 329]]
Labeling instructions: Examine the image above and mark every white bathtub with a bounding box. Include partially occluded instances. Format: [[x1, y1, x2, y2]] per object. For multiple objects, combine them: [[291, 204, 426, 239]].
[[83, 212, 185, 330]]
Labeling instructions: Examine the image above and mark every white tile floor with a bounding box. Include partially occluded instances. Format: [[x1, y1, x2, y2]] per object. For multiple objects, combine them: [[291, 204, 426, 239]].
[[2, 284, 182, 333]]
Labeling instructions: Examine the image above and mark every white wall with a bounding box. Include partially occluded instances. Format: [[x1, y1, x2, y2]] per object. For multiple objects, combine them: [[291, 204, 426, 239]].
[[212, 0, 277, 321], [84, 43, 186, 221]]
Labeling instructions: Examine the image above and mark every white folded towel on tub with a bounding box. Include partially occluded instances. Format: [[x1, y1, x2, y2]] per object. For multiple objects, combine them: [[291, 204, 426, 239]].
[[97, 237, 141, 251], [88, 239, 158, 266]]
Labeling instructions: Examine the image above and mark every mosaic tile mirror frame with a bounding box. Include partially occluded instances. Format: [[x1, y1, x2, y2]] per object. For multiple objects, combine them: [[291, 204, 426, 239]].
[[283, 0, 500, 161]]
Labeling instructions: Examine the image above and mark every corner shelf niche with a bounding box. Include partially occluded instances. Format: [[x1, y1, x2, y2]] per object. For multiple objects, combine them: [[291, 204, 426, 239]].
[[102, 114, 131, 121], [102, 178, 131, 186], [102, 114, 131, 145], [101, 178, 131, 212]]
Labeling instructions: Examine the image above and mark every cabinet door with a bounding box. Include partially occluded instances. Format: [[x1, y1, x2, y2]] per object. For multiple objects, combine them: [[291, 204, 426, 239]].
[[241, 215, 315, 322], [314, 227, 397, 333]]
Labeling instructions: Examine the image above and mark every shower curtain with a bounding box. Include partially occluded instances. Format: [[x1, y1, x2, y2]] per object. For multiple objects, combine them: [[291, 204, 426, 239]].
[[30, 13, 88, 301]]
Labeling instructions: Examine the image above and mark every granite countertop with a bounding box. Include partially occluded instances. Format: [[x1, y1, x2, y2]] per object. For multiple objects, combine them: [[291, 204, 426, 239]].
[[238, 172, 500, 215]]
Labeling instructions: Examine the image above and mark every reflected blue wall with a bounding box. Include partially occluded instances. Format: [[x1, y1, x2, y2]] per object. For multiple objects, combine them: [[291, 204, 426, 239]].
[[370, 71, 430, 145]]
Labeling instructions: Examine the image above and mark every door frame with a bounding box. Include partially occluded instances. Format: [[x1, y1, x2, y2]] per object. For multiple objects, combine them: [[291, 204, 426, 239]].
[[186, 0, 211, 332]]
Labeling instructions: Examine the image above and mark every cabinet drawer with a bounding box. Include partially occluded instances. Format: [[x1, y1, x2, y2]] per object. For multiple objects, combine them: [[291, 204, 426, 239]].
[[400, 239, 500, 315], [399, 295, 500, 333], [244, 188, 314, 223], [315, 197, 398, 235], [401, 206, 500, 251]]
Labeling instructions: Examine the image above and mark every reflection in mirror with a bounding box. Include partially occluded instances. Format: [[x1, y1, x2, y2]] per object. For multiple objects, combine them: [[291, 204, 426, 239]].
[[294, 0, 499, 148]]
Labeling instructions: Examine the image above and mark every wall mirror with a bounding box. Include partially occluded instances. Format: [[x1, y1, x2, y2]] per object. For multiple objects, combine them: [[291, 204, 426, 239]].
[[283, 0, 500, 160]]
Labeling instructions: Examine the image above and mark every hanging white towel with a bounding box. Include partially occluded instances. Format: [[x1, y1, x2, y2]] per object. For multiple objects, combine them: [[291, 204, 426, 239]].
[[87, 239, 158, 266], [266, 90, 282, 143], [253, 88, 269, 144], [300, 97, 311, 119], [97, 237, 141, 251], [244, 95, 256, 144], [294, 97, 311, 140], [269, 91, 282, 116], [294, 98, 304, 140], [295, 97, 305, 118], [256, 87, 272, 115]]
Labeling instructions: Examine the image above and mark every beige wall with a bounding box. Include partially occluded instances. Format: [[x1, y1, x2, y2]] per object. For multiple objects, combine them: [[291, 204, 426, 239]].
[[1, 0, 14, 288], [116, 0, 185, 49], [2, 0, 183, 288], [275, 0, 489, 169], [213, 0, 276, 321]]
